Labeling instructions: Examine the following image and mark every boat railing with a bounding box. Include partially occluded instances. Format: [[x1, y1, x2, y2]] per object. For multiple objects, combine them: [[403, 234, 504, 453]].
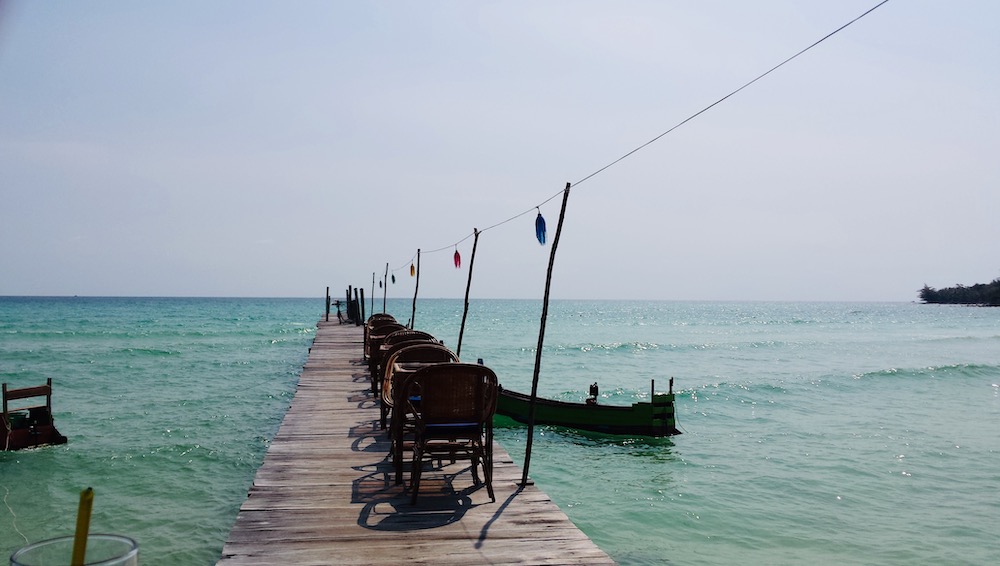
[[2, 378, 55, 424]]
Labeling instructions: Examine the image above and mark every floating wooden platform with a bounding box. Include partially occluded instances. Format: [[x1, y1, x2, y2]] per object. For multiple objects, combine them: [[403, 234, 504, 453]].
[[218, 321, 615, 565]]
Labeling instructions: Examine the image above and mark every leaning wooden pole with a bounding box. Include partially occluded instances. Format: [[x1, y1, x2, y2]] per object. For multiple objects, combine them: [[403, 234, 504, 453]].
[[521, 183, 571, 486], [456, 228, 480, 358], [410, 249, 421, 329], [382, 262, 389, 313]]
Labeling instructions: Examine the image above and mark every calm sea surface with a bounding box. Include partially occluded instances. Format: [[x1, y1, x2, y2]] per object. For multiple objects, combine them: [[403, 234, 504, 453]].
[[1, 297, 998, 564]]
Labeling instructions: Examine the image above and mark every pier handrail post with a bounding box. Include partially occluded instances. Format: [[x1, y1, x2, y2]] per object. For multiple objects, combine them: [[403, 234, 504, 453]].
[[325, 286, 330, 322], [522, 183, 571, 487], [456, 228, 479, 358]]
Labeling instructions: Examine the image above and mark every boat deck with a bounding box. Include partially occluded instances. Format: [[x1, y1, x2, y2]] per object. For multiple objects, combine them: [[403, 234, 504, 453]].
[[218, 320, 615, 565]]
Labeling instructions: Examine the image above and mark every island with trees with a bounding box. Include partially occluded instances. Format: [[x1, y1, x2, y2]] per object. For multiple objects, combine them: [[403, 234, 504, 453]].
[[919, 278, 1000, 306]]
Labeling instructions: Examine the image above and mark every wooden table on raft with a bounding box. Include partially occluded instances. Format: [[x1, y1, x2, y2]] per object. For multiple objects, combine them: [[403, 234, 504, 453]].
[[218, 321, 615, 565]]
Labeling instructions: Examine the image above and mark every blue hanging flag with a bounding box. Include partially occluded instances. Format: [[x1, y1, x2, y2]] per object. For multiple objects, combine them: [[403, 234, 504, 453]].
[[535, 211, 547, 245]]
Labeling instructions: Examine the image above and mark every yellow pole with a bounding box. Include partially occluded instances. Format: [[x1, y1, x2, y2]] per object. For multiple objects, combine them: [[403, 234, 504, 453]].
[[71, 487, 94, 566]]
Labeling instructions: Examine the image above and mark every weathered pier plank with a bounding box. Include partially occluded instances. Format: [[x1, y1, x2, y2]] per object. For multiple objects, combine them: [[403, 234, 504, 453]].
[[218, 320, 615, 565]]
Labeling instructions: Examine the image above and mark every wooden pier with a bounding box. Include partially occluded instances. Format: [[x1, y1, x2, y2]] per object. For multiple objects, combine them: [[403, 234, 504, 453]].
[[218, 321, 615, 565]]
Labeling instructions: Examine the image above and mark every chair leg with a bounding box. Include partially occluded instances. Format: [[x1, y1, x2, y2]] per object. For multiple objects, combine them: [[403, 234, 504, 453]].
[[470, 452, 482, 486], [393, 421, 404, 485], [410, 445, 423, 505], [484, 448, 495, 502]]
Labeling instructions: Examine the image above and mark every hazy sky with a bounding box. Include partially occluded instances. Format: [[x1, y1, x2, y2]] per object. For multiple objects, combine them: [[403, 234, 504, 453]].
[[2, 1, 997, 301]]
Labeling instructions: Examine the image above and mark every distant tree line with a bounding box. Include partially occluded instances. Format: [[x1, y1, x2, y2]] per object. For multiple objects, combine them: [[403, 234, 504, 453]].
[[919, 278, 1000, 306]]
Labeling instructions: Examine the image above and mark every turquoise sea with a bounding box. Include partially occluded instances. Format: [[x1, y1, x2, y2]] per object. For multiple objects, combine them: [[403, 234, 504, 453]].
[[1, 297, 998, 565]]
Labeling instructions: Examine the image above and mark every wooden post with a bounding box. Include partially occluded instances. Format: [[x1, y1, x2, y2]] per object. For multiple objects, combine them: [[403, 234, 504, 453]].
[[346, 286, 353, 322], [456, 228, 480, 358], [325, 286, 331, 322], [360, 287, 366, 325], [354, 287, 362, 326], [410, 249, 421, 329], [348, 286, 354, 324], [370, 272, 375, 316], [522, 183, 571, 487]]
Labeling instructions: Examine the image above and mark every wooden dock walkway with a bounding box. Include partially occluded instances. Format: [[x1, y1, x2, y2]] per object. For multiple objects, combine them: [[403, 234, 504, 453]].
[[218, 321, 615, 565]]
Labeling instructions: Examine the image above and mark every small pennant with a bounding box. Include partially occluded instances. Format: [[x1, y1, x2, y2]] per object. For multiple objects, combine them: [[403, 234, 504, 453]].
[[454, 250, 461, 269], [410, 263, 415, 277], [391, 274, 396, 284]]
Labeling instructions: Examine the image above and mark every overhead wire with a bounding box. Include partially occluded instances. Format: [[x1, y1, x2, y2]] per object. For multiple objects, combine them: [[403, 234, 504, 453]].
[[571, 0, 891, 189], [383, 0, 890, 273]]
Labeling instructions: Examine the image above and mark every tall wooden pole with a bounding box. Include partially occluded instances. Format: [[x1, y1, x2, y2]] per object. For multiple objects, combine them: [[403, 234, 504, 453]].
[[456, 228, 480, 358], [370, 272, 375, 316], [410, 249, 421, 329], [521, 183, 571, 487]]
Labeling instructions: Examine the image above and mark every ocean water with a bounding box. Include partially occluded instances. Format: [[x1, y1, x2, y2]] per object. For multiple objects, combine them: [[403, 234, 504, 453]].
[[2, 297, 998, 564]]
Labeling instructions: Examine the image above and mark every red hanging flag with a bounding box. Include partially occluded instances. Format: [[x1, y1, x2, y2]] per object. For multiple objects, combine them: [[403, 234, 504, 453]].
[[454, 249, 461, 269]]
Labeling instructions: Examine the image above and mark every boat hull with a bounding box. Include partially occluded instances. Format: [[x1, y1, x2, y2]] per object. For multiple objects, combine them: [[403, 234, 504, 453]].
[[2, 407, 68, 451], [495, 387, 680, 437]]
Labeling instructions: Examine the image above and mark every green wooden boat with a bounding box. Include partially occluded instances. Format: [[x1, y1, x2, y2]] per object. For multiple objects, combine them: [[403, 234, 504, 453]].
[[495, 380, 680, 437]]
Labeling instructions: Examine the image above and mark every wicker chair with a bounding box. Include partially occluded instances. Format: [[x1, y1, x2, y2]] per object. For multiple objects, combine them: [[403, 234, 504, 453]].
[[401, 363, 498, 504], [364, 315, 399, 360], [384, 344, 460, 483], [366, 322, 406, 387], [382, 329, 436, 346], [375, 329, 439, 390], [378, 340, 448, 429]]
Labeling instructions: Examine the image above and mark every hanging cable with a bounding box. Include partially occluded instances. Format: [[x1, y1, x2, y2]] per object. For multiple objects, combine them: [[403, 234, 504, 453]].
[[572, 0, 890, 188], [380, 0, 890, 267]]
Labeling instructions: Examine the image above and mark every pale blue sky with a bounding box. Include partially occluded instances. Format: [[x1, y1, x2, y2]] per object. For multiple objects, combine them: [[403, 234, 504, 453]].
[[2, 1, 997, 300]]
